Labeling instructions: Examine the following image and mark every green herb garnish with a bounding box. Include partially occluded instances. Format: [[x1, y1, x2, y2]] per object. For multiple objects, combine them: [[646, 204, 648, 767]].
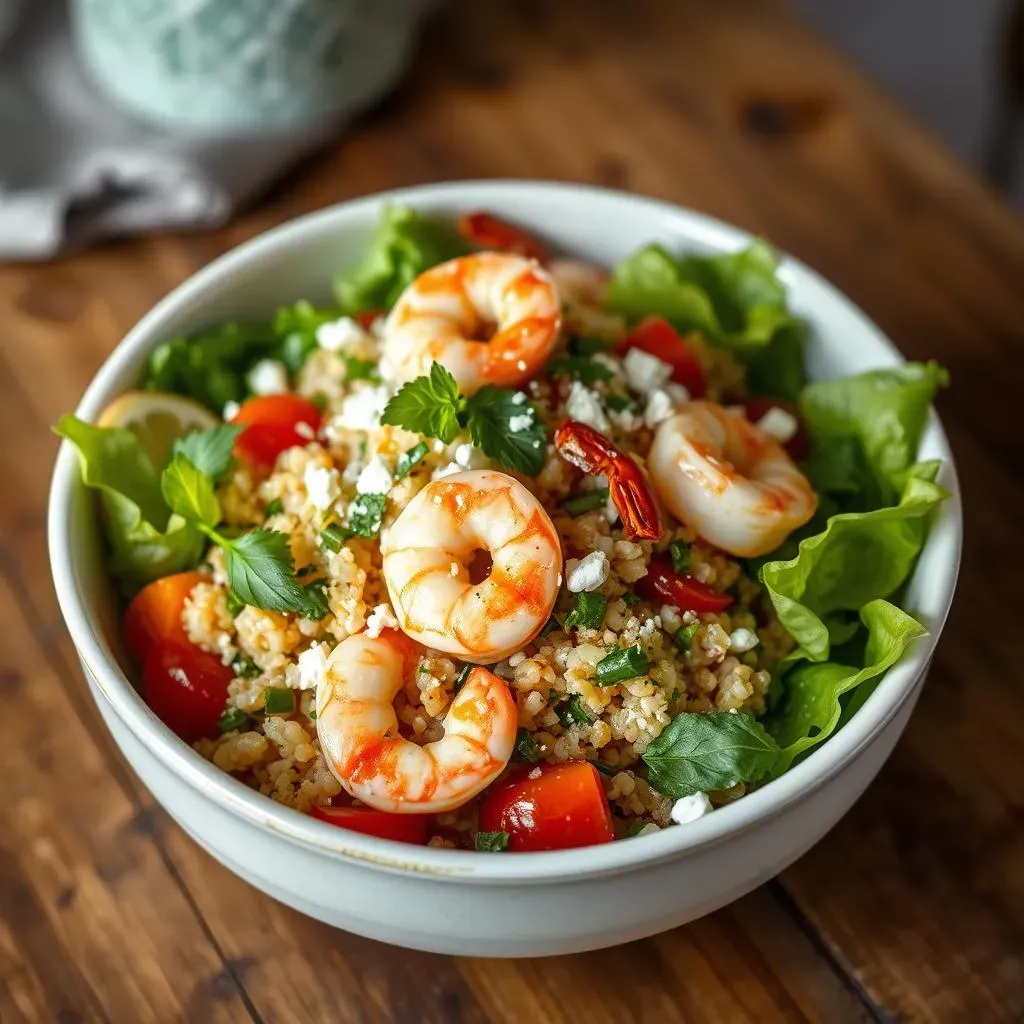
[[218, 707, 251, 733], [673, 622, 700, 653], [514, 728, 539, 763], [265, 498, 284, 516], [263, 687, 296, 715], [595, 644, 650, 686], [556, 694, 594, 727], [395, 441, 429, 479], [563, 592, 607, 630], [227, 593, 245, 617], [231, 658, 261, 679], [572, 337, 613, 356], [562, 488, 609, 517], [475, 831, 510, 852], [453, 664, 472, 693], [621, 591, 641, 607], [341, 355, 380, 382], [346, 493, 387, 538], [604, 394, 634, 413], [172, 425, 241, 481], [546, 354, 613, 384], [669, 539, 692, 574], [320, 522, 347, 552]]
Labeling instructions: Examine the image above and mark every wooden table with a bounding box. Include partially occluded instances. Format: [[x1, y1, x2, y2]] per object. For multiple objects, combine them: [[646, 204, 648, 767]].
[[2, 1, 1022, 1020]]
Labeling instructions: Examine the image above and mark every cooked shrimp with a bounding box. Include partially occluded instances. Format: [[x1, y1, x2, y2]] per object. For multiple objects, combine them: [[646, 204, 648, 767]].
[[382, 252, 561, 394], [317, 630, 516, 813], [648, 401, 816, 557], [381, 469, 562, 662]]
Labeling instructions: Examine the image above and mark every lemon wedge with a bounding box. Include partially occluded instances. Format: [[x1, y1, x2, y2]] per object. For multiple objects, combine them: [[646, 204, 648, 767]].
[[97, 390, 220, 468]]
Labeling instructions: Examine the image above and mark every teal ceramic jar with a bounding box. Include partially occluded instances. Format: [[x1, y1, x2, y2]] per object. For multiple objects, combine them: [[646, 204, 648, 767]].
[[71, 0, 432, 131]]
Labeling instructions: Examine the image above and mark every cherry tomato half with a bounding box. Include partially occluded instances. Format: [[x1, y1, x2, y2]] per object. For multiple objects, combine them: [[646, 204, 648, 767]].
[[143, 641, 233, 742], [637, 554, 734, 613], [123, 570, 207, 663], [739, 396, 810, 462], [457, 212, 550, 262], [310, 805, 430, 845], [231, 395, 322, 469], [479, 761, 614, 852], [619, 316, 707, 398]]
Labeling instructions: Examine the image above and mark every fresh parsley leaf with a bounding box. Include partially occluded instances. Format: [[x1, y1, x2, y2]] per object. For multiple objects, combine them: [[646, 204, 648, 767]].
[[475, 831, 510, 852], [231, 658, 262, 678], [221, 529, 321, 616], [564, 592, 607, 630], [556, 694, 595, 727], [265, 498, 284, 516], [395, 441, 429, 479], [514, 728, 539, 763], [380, 362, 464, 443], [464, 386, 547, 476], [347, 493, 387, 538], [160, 455, 220, 527], [669, 539, 691, 574], [303, 578, 330, 620], [642, 711, 781, 797], [546, 354, 613, 384], [172, 425, 242, 482]]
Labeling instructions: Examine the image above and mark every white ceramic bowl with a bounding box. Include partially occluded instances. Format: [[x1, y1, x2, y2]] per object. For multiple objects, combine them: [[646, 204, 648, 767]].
[[49, 181, 962, 957]]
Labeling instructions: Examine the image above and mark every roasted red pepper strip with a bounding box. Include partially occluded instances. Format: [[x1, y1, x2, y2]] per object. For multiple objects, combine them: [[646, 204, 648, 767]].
[[554, 420, 662, 542], [637, 554, 734, 613], [619, 316, 707, 398], [457, 212, 550, 262]]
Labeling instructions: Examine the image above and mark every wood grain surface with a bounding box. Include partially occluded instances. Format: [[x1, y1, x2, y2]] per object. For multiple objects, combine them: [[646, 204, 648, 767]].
[[2, 1, 1022, 1021]]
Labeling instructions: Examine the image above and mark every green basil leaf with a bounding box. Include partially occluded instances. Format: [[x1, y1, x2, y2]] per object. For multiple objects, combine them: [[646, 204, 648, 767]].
[[172, 425, 241, 482], [222, 529, 319, 616], [161, 454, 220, 526]]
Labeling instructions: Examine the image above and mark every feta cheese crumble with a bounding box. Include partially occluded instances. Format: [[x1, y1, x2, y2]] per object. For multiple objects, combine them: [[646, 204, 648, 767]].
[[565, 551, 610, 593], [303, 464, 339, 511], [643, 388, 675, 428], [222, 400, 240, 421], [565, 381, 610, 431], [333, 385, 389, 432], [355, 455, 392, 495], [728, 627, 760, 653], [297, 643, 328, 691], [623, 348, 673, 391], [365, 603, 400, 638], [670, 792, 713, 825], [315, 316, 367, 352], [508, 413, 533, 432], [247, 359, 288, 396], [756, 406, 799, 444]]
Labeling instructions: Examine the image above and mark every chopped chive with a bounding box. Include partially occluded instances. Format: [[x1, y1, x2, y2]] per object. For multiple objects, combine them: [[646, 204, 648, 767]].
[[231, 658, 261, 679], [514, 728, 539, 763], [673, 622, 700, 653], [562, 488, 609, 516], [308, 705, 318, 721], [621, 591, 641, 607], [396, 441, 429, 479], [556, 694, 594, 727], [594, 644, 650, 686], [265, 498, 284, 516], [218, 707, 250, 733], [563, 592, 607, 630], [572, 336, 613, 356], [592, 760, 616, 776], [669, 539, 692, 574], [263, 687, 295, 715], [475, 831, 510, 852], [227, 592, 245, 617], [604, 394, 634, 413], [453, 664, 472, 693], [320, 522, 348, 552]]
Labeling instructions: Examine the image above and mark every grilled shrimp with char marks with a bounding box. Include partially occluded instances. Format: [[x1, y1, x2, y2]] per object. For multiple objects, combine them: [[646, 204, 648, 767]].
[[381, 469, 562, 663], [648, 401, 816, 557]]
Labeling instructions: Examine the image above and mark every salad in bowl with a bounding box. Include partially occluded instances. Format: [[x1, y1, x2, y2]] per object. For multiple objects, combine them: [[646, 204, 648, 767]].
[[55, 201, 949, 855]]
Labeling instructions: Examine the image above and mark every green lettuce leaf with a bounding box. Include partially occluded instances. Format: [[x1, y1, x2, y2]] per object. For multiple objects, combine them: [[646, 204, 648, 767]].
[[767, 600, 927, 774], [54, 415, 204, 592], [333, 205, 471, 313], [603, 240, 807, 399], [761, 462, 947, 661], [800, 362, 949, 506]]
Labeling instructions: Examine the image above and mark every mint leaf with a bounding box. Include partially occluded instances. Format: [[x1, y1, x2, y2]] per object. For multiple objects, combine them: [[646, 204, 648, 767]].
[[172, 425, 241, 482], [347, 493, 387, 538], [380, 362, 463, 443], [465, 386, 546, 475], [222, 529, 320, 616], [642, 711, 781, 797], [161, 455, 220, 527]]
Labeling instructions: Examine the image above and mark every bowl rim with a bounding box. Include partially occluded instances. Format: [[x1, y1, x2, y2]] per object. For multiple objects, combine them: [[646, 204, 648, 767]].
[[48, 179, 962, 883]]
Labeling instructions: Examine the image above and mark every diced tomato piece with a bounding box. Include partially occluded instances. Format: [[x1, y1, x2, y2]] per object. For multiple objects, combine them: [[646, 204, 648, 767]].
[[231, 395, 322, 469], [143, 641, 234, 742], [123, 571, 207, 663], [479, 761, 614, 852], [354, 309, 381, 330], [739, 396, 810, 462], [310, 805, 430, 845], [457, 212, 550, 262], [619, 316, 707, 398], [637, 554, 734, 613]]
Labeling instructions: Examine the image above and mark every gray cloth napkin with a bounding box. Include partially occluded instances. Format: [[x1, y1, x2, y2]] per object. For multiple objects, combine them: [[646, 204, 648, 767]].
[[0, 1, 334, 260]]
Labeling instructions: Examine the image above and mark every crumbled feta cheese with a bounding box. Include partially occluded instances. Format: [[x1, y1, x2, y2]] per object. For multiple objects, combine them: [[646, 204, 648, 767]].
[[623, 348, 673, 391], [297, 643, 328, 691], [608, 406, 642, 432], [431, 461, 463, 480], [294, 421, 316, 441], [593, 352, 624, 379], [334, 385, 389, 432], [431, 439, 446, 453], [565, 381, 610, 431], [303, 464, 339, 511], [453, 443, 476, 468], [565, 551, 610, 593], [508, 413, 533, 432], [756, 406, 799, 444], [511, 391, 527, 405], [728, 627, 760, 653], [222, 400, 240, 421], [670, 792, 713, 824], [355, 455, 392, 495], [316, 316, 367, 352], [665, 382, 692, 405], [643, 388, 675, 428], [365, 603, 400, 639], [247, 359, 288, 396]]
